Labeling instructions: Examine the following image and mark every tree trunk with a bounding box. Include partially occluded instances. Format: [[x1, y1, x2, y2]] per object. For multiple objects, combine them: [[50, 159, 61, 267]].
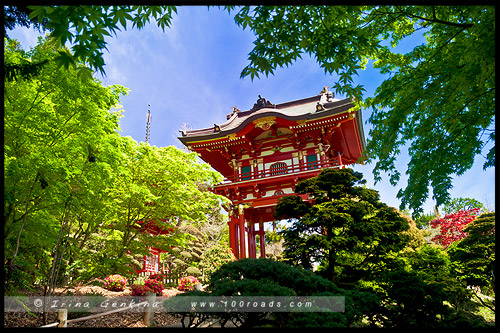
[[326, 226, 336, 283], [43, 198, 73, 321], [327, 250, 336, 283], [10, 175, 38, 264]]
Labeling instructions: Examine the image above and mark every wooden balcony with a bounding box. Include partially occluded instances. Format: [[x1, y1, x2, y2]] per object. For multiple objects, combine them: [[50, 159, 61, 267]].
[[218, 155, 346, 185]]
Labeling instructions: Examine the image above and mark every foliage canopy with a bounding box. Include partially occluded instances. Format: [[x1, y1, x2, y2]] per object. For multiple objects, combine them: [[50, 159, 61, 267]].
[[8, 5, 495, 214], [4, 37, 224, 292], [228, 5, 495, 215]]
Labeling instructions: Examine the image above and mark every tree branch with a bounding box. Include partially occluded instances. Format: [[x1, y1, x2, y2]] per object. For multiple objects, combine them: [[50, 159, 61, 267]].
[[395, 6, 474, 29]]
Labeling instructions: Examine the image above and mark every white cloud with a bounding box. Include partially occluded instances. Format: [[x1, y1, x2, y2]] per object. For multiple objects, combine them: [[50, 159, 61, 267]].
[[7, 26, 45, 50]]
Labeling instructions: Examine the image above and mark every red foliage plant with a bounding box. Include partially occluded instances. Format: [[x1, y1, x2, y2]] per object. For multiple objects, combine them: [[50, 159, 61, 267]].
[[430, 207, 480, 248]]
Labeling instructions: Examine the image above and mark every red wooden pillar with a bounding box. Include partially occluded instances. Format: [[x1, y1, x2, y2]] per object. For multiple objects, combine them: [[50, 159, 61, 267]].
[[247, 223, 252, 258], [247, 223, 257, 258], [298, 149, 305, 171], [238, 204, 246, 259], [259, 220, 266, 258], [228, 215, 239, 258], [234, 222, 240, 259]]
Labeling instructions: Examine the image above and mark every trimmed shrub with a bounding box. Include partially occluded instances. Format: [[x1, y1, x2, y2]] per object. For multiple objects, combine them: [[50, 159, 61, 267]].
[[178, 276, 200, 291], [130, 284, 150, 296], [186, 266, 202, 277], [209, 258, 342, 296], [145, 279, 164, 296], [205, 258, 380, 328], [148, 273, 165, 281], [103, 274, 127, 291]]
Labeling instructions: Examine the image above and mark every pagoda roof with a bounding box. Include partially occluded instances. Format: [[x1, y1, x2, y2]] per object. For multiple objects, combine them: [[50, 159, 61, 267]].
[[178, 93, 362, 145]]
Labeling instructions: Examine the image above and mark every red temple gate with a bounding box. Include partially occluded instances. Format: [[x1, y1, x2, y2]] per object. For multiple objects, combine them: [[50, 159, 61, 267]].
[[178, 89, 366, 259]]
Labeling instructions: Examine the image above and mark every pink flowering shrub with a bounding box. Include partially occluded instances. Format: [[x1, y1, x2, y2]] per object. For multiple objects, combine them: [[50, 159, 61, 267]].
[[130, 284, 151, 296], [130, 278, 163, 296], [145, 279, 164, 296], [178, 276, 200, 291], [103, 274, 127, 291], [148, 273, 165, 281]]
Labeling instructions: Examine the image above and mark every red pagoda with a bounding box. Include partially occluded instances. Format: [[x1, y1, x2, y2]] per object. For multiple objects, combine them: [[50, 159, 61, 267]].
[[134, 219, 172, 275], [178, 89, 366, 259]]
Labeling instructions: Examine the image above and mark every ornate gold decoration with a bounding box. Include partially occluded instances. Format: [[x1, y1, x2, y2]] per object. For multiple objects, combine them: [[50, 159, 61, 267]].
[[253, 117, 276, 130]]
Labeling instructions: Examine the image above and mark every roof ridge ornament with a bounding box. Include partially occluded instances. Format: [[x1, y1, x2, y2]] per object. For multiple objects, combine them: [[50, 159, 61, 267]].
[[250, 95, 273, 111], [227, 106, 241, 120], [320, 86, 335, 102]]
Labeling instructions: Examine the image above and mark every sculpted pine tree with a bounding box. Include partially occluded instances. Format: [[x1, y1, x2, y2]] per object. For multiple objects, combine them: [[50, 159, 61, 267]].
[[171, 225, 205, 278], [275, 168, 411, 285]]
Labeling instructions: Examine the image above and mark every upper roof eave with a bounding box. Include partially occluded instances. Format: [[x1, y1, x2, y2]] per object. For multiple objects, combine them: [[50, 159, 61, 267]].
[[178, 95, 356, 145]]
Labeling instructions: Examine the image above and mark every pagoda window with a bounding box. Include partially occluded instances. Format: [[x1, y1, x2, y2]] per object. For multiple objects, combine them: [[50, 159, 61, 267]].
[[270, 162, 287, 175], [306, 154, 318, 170], [241, 165, 251, 180]]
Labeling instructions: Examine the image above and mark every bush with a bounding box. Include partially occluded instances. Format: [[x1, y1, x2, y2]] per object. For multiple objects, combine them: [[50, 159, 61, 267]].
[[130, 284, 151, 296], [199, 242, 236, 284], [103, 274, 127, 291], [179, 276, 200, 291], [204, 258, 380, 328], [148, 273, 164, 281], [145, 279, 164, 296], [88, 277, 105, 288], [209, 258, 342, 296], [186, 266, 202, 277]]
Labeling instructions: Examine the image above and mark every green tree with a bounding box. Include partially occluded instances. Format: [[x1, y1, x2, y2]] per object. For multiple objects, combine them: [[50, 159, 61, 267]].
[[4, 37, 225, 296], [199, 241, 235, 284], [99, 137, 223, 275], [448, 212, 495, 295], [227, 5, 494, 215], [414, 211, 438, 230], [195, 206, 230, 250], [379, 245, 488, 328], [443, 197, 488, 215], [169, 224, 205, 278], [4, 37, 127, 295], [275, 168, 411, 285], [12, 6, 494, 214]]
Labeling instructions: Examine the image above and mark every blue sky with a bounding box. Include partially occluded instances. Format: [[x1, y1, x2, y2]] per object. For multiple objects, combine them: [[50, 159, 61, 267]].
[[8, 6, 495, 214]]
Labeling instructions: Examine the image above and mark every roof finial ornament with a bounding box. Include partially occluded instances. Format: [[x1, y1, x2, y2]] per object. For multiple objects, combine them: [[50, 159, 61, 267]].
[[252, 95, 272, 110], [320, 86, 329, 94], [257, 95, 266, 107], [227, 106, 240, 120]]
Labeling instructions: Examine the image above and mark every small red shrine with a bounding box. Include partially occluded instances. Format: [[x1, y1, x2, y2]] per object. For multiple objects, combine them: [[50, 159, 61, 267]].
[[135, 219, 172, 274], [178, 89, 366, 259]]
